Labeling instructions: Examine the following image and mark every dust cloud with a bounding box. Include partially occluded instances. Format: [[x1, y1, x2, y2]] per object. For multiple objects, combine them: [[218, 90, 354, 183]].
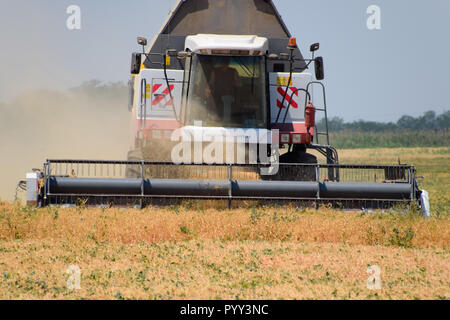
[[0, 81, 131, 201]]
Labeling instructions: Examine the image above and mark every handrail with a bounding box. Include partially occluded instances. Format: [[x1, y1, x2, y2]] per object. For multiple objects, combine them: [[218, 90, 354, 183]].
[[140, 78, 147, 131], [306, 81, 329, 145], [45, 159, 415, 170]]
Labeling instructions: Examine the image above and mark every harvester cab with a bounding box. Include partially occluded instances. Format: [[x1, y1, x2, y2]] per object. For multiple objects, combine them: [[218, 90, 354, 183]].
[[25, 0, 429, 215], [130, 32, 328, 167]]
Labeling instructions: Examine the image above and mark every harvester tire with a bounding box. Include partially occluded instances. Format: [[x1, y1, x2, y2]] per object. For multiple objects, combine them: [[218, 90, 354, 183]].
[[266, 151, 318, 182]]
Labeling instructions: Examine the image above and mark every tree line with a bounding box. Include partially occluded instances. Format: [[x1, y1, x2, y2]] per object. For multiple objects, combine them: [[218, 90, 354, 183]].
[[317, 110, 450, 132]]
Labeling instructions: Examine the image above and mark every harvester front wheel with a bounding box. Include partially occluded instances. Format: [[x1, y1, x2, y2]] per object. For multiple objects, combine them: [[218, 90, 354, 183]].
[[266, 147, 318, 181]]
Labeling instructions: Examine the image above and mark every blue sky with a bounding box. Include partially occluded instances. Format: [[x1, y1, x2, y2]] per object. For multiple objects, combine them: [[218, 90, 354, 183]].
[[0, 0, 449, 121]]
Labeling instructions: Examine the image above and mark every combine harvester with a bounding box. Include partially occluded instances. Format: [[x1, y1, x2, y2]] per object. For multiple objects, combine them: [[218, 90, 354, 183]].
[[26, 0, 429, 215]]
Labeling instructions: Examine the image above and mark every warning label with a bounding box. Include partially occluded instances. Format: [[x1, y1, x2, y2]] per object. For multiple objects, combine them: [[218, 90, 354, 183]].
[[152, 83, 175, 108], [277, 86, 299, 109]]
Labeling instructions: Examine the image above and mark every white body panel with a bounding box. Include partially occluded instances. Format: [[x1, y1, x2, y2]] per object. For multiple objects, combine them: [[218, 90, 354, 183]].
[[137, 69, 184, 120], [420, 190, 431, 218], [185, 34, 269, 55], [26, 172, 38, 205], [269, 72, 313, 123]]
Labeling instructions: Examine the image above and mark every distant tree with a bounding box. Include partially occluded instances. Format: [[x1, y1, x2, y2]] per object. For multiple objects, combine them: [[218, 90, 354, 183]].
[[419, 111, 437, 130], [70, 80, 127, 97], [345, 120, 396, 132], [69, 80, 128, 109], [324, 117, 345, 131], [321, 110, 449, 132], [436, 111, 450, 130], [397, 115, 417, 130], [70, 80, 102, 94]]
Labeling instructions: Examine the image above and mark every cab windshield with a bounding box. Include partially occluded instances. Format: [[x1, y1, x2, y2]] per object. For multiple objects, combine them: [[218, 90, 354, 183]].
[[185, 54, 267, 128]]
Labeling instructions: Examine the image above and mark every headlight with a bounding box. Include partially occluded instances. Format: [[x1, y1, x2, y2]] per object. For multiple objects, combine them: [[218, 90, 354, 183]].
[[280, 134, 290, 143]]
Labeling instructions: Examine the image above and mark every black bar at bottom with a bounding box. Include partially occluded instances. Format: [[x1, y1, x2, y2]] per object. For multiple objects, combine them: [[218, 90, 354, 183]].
[[48, 177, 413, 201]]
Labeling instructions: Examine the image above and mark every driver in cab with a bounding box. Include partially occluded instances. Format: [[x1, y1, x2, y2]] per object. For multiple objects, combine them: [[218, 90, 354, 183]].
[[204, 56, 243, 121]]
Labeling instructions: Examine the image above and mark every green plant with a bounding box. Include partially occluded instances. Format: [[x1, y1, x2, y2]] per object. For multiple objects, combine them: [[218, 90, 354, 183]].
[[389, 227, 415, 248], [179, 225, 195, 236]]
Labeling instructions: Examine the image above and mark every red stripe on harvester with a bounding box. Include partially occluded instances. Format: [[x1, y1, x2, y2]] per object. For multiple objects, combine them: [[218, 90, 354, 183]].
[[289, 87, 299, 95], [276, 87, 298, 109], [152, 85, 174, 106], [152, 84, 162, 93]]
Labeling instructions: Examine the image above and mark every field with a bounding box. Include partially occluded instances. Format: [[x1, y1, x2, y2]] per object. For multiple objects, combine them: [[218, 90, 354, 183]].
[[0, 147, 448, 300], [334, 147, 450, 217], [328, 130, 450, 149]]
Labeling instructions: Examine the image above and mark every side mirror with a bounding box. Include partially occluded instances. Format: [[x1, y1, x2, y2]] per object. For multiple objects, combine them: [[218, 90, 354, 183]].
[[137, 37, 148, 54], [310, 43, 320, 52], [137, 37, 147, 47], [314, 57, 325, 80], [130, 52, 142, 75]]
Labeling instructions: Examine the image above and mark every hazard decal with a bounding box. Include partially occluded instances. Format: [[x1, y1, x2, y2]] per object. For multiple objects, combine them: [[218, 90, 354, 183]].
[[277, 86, 299, 109], [151, 82, 175, 109], [269, 72, 312, 123]]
